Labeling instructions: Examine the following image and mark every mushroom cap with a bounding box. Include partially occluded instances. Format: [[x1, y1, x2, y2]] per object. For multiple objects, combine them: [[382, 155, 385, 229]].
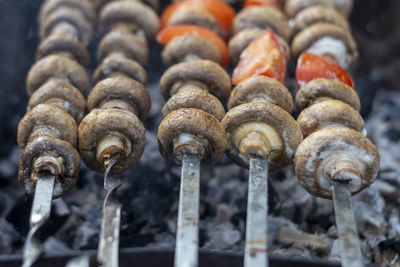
[[291, 23, 357, 66], [297, 99, 364, 138], [93, 0, 159, 12], [39, 0, 95, 26], [295, 78, 360, 111], [97, 30, 148, 66], [162, 88, 225, 121], [231, 6, 290, 41], [159, 60, 231, 104], [162, 35, 222, 66], [284, 0, 353, 18], [40, 7, 92, 46], [18, 135, 80, 199], [222, 102, 303, 171], [17, 104, 77, 149], [36, 35, 89, 66], [295, 127, 380, 199], [290, 6, 349, 39], [28, 79, 86, 123], [166, 7, 223, 38], [79, 108, 146, 173], [99, 1, 159, 38], [229, 29, 291, 66], [228, 75, 293, 113], [93, 56, 147, 86], [158, 108, 227, 166], [87, 77, 151, 121], [26, 54, 89, 95]]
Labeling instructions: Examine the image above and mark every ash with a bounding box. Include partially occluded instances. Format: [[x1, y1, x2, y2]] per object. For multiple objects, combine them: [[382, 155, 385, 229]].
[[0, 0, 399, 266]]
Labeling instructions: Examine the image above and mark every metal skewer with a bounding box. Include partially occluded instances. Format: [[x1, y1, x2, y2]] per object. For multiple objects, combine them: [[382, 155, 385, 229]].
[[23, 173, 55, 267], [331, 180, 363, 267], [175, 152, 201, 267], [245, 154, 269, 267], [97, 155, 122, 267]]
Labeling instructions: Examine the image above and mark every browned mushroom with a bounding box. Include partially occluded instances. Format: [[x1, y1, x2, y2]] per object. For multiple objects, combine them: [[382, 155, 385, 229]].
[[78, 108, 146, 173], [39, 0, 95, 26], [17, 104, 77, 149], [158, 108, 227, 166], [18, 135, 80, 198], [99, 0, 159, 38], [229, 28, 291, 66], [231, 6, 290, 41], [162, 35, 222, 66], [87, 77, 151, 121], [295, 127, 379, 199], [228, 75, 293, 113], [26, 54, 89, 95], [291, 23, 357, 69], [297, 99, 364, 137], [284, 0, 353, 18], [295, 78, 360, 111], [222, 102, 303, 172], [159, 60, 231, 104], [27, 79, 86, 123], [161, 87, 225, 121]]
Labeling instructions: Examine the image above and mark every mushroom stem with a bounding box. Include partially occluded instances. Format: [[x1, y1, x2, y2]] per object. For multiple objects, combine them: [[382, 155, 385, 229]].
[[331, 180, 363, 267], [245, 154, 269, 267], [173, 133, 208, 163], [239, 131, 272, 159], [175, 152, 201, 267], [99, 99, 139, 117], [23, 173, 55, 267], [51, 21, 79, 39], [96, 132, 131, 166], [170, 81, 208, 96]]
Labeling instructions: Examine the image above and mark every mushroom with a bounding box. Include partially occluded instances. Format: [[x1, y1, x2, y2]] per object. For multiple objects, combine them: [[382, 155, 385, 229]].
[[297, 99, 364, 137], [162, 35, 222, 66], [40, 7, 92, 46], [161, 87, 225, 121], [221, 102, 303, 171], [99, 0, 159, 38], [93, 55, 147, 86], [87, 77, 151, 121], [158, 108, 227, 166], [36, 35, 89, 66], [290, 5, 350, 38], [26, 54, 89, 95], [18, 135, 80, 199], [27, 79, 86, 123], [295, 78, 360, 111], [93, 0, 159, 13], [159, 60, 231, 104], [291, 23, 357, 69], [284, 0, 353, 18], [97, 29, 149, 66], [78, 108, 146, 173], [231, 6, 290, 41], [295, 127, 379, 199], [228, 75, 293, 113], [39, 0, 95, 26], [229, 29, 291, 66], [17, 104, 77, 149]]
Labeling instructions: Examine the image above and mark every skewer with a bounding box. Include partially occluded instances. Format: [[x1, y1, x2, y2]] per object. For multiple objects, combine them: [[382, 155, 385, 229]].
[[245, 154, 269, 267], [97, 156, 121, 267], [175, 152, 201, 267], [331, 180, 363, 267], [22, 174, 55, 267]]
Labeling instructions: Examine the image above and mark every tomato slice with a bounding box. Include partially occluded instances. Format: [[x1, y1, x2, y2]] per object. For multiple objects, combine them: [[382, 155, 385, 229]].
[[296, 53, 354, 89], [232, 29, 286, 85], [244, 0, 282, 10], [160, 0, 235, 38], [156, 25, 230, 67]]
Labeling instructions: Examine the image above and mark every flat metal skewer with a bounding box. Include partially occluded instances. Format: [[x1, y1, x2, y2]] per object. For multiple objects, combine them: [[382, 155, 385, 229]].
[[331, 180, 363, 267], [245, 154, 269, 267], [174, 152, 201, 267], [23, 173, 55, 267], [97, 156, 121, 267]]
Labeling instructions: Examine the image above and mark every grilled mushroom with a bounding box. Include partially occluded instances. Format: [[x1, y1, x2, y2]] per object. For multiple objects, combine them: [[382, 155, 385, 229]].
[[285, 0, 353, 18]]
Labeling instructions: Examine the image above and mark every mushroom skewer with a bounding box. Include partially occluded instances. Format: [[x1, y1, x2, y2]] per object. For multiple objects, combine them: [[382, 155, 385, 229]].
[[285, 0, 379, 266], [158, 2, 235, 266]]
